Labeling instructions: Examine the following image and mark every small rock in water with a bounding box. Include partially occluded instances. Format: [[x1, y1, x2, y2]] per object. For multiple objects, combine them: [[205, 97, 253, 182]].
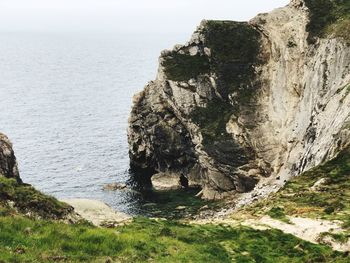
[[103, 183, 127, 191], [195, 190, 203, 197]]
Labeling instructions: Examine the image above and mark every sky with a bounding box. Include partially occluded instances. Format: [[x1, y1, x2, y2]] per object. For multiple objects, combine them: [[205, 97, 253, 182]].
[[0, 0, 290, 34]]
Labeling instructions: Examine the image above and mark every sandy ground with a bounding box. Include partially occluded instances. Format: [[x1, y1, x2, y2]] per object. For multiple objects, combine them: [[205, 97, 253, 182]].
[[62, 198, 131, 227]]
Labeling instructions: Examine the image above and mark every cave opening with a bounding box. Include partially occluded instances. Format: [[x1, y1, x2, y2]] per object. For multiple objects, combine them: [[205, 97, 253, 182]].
[[180, 175, 189, 188]]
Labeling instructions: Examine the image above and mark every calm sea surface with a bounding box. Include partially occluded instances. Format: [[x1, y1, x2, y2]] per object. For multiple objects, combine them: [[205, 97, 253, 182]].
[[0, 31, 198, 216]]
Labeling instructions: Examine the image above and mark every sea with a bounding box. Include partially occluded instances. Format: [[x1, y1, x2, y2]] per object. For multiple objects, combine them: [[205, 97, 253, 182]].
[[0, 31, 203, 217]]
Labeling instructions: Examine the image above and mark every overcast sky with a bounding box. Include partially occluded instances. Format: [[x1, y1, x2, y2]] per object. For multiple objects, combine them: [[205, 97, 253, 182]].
[[0, 0, 289, 34]]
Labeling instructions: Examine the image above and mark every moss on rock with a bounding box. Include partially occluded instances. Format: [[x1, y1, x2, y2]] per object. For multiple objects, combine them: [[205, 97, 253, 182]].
[[162, 52, 210, 81], [203, 21, 261, 97], [0, 177, 72, 220], [203, 21, 261, 64]]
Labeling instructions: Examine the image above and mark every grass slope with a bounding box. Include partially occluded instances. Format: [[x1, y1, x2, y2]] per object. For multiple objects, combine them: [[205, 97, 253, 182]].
[[0, 216, 347, 262]]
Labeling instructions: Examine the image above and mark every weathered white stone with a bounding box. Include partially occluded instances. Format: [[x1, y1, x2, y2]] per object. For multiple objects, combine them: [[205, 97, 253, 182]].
[[189, 46, 199, 56], [151, 172, 183, 191]]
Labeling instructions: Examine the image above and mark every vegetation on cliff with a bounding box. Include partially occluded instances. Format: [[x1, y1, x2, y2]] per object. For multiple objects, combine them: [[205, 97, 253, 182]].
[[162, 53, 210, 81], [187, 21, 262, 167], [0, 177, 72, 220], [305, 0, 350, 42]]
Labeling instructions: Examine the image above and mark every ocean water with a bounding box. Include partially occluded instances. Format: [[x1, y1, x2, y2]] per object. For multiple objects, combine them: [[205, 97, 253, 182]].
[[0, 31, 200, 216]]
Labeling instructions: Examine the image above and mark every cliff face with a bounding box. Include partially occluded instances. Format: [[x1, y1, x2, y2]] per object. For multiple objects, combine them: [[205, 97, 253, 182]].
[[128, 0, 350, 199], [0, 133, 21, 183]]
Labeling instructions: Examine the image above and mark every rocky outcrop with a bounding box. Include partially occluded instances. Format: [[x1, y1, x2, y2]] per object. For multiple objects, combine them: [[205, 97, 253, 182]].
[[128, 0, 350, 199], [0, 132, 21, 183]]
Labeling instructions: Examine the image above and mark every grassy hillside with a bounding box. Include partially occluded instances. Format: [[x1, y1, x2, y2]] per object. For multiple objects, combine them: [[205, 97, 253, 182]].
[[0, 174, 349, 262], [0, 215, 348, 262]]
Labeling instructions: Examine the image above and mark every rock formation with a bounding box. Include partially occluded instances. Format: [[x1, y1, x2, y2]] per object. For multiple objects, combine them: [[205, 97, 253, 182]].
[[128, 0, 350, 199], [0, 132, 21, 183]]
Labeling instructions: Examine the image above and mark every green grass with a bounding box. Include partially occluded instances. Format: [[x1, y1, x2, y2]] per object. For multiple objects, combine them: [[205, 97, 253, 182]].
[[0, 177, 72, 219], [267, 207, 291, 224], [0, 215, 348, 262], [304, 0, 350, 42], [242, 147, 350, 229]]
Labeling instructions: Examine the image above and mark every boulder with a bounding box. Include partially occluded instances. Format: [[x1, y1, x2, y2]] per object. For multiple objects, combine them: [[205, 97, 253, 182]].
[[151, 172, 183, 191]]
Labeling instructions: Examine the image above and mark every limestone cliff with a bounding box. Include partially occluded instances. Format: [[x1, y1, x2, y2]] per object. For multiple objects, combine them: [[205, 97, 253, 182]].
[[0, 132, 21, 183], [128, 0, 350, 199]]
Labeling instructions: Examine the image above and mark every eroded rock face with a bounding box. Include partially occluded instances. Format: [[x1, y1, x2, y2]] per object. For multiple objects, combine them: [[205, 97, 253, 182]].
[[0, 133, 21, 183], [128, 0, 350, 199]]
